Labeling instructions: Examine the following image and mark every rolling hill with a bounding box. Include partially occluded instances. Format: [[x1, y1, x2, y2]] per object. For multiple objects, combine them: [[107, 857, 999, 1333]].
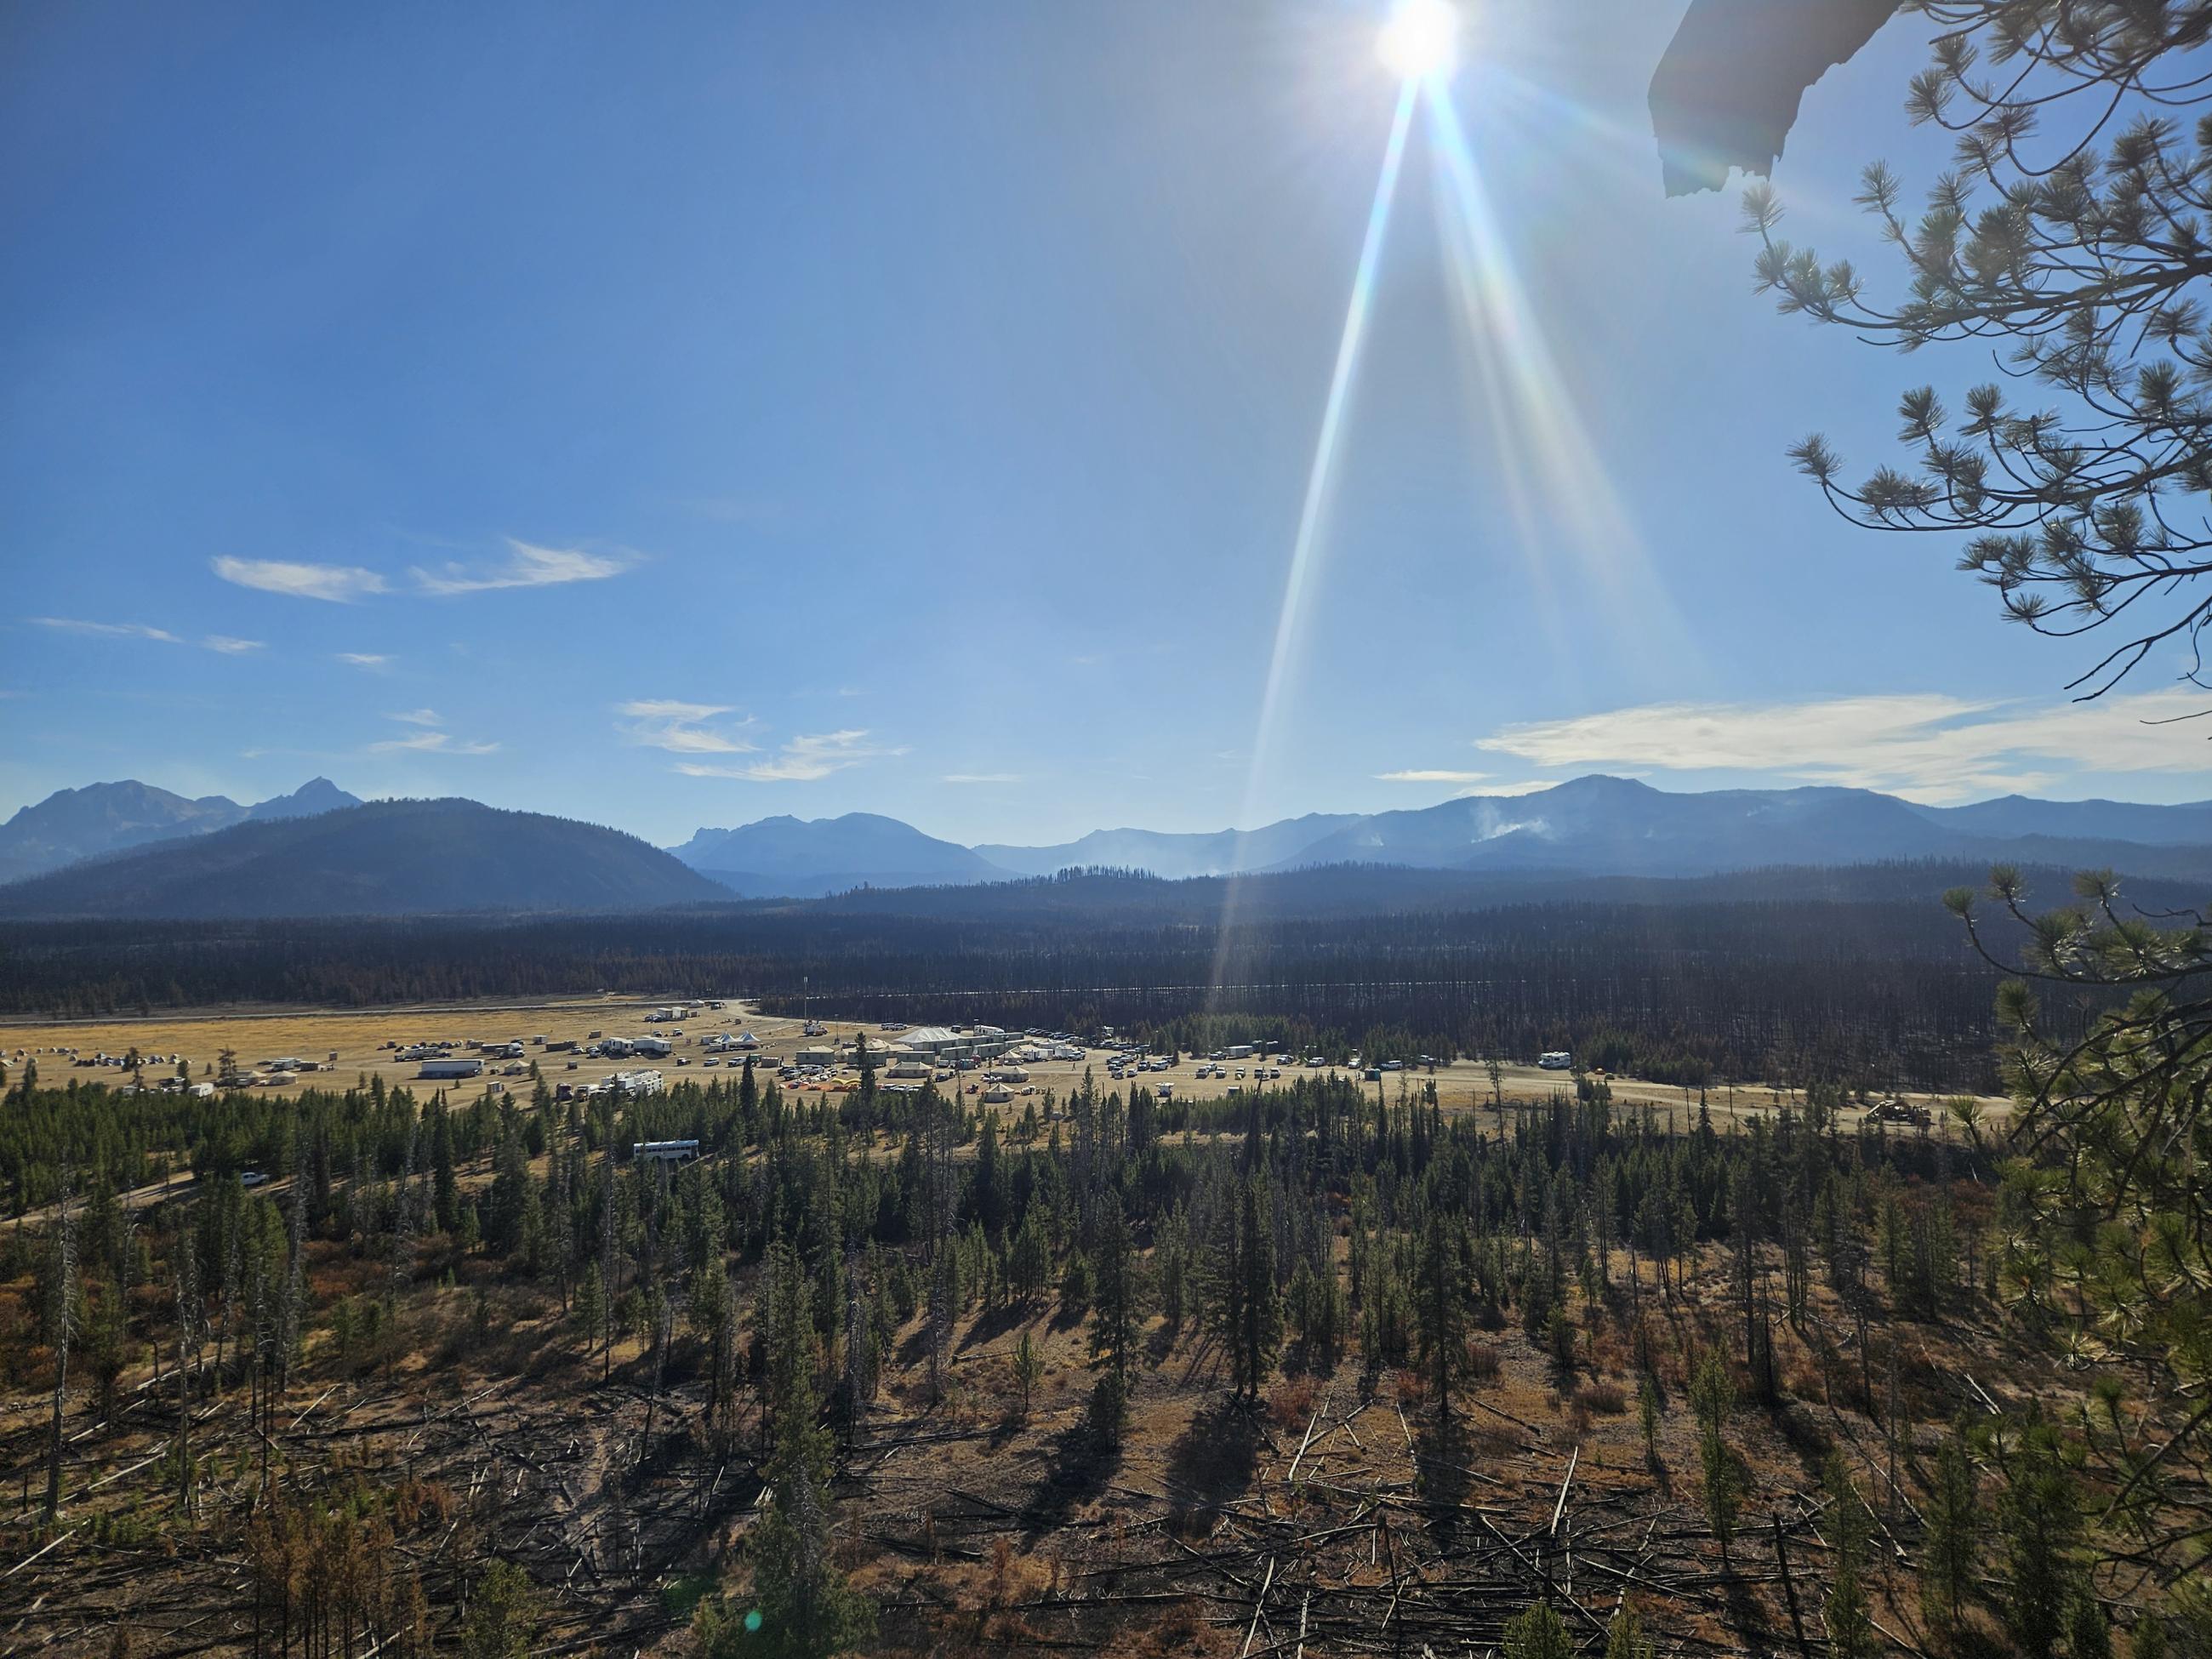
[[0, 798, 726, 919]]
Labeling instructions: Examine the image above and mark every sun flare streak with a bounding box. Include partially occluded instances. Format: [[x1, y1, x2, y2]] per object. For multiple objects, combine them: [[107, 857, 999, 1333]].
[[1211, 80, 1419, 1003], [1422, 91, 1696, 667], [1240, 80, 1417, 828]]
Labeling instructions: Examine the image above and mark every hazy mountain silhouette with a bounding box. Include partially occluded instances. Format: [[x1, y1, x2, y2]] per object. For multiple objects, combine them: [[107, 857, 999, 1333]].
[[0, 797, 723, 918], [0, 776, 361, 882], [668, 811, 1013, 898], [3, 772, 2205, 911]]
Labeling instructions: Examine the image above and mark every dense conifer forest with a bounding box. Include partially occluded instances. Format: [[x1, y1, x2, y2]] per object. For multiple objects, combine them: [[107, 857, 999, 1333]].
[[0, 866, 2045, 1092]]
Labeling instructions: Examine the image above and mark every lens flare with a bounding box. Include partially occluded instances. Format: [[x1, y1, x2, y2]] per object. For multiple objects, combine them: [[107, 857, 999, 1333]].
[[1422, 90, 1696, 672], [1239, 80, 1417, 829], [1211, 81, 1418, 1002], [1377, 0, 1460, 83]]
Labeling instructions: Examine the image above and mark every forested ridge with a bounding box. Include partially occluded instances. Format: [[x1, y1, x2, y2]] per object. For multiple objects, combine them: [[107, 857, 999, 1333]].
[[0, 867, 2044, 1092]]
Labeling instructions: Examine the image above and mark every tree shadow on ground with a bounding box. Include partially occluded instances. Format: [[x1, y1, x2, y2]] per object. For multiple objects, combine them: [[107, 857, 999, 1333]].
[[1720, 1561, 1772, 1650], [1018, 1414, 1121, 1544], [1164, 1397, 1261, 1535], [957, 1299, 1031, 1353], [1414, 1411, 1472, 1548], [1144, 1317, 1180, 1368]]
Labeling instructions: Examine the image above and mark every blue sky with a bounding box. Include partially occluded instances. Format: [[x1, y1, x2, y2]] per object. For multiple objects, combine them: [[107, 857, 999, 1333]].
[[4, 0, 2205, 848]]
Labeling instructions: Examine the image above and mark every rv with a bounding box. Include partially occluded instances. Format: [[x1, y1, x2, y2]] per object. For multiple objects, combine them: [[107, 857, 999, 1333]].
[[419, 1058, 485, 1080], [1538, 1051, 1573, 1070]]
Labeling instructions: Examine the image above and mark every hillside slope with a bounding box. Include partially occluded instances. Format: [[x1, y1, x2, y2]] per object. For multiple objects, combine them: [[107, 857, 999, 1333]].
[[0, 798, 725, 918]]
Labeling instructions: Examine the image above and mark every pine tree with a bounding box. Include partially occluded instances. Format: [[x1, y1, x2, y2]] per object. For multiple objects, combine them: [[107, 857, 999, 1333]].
[[1013, 1328, 1043, 1421], [1821, 1452, 1876, 1659], [45, 1166, 77, 1521], [575, 1261, 607, 1351], [1500, 1601, 1573, 1659], [1088, 1204, 1137, 1381], [2000, 1417, 2081, 1659], [1689, 1349, 1740, 1570], [733, 1240, 873, 1659], [1415, 1206, 1470, 1417], [459, 1559, 539, 1659], [1920, 1419, 1979, 1633], [1605, 1604, 1656, 1659], [1207, 1178, 1281, 1402]]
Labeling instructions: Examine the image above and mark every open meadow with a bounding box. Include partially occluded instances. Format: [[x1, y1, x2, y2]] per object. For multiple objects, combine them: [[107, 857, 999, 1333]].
[[0, 997, 2008, 1129]]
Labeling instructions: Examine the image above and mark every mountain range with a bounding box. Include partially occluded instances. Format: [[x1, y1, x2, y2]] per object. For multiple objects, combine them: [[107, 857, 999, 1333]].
[[0, 777, 360, 883], [668, 776, 2212, 891], [0, 772, 2205, 919]]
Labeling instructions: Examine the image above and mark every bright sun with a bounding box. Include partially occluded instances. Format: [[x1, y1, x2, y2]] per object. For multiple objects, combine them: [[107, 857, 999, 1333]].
[[1376, 0, 1460, 83]]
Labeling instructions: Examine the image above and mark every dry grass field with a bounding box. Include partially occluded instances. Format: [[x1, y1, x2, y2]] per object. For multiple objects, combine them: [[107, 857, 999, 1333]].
[[0, 996, 2007, 1130]]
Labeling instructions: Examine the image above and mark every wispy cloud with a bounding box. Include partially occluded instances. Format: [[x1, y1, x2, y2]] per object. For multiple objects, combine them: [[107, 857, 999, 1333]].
[[676, 729, 904, 782], [1377, 768, 1491, 784], [618, 699, 759, 755], [212, 556, 389, 602], [413, 539, 636, 596], [1475, 690, 2212, 801], [368, 731, 499, 755], [365, 709, 492, 755], [35, 617, 181, 643], [944, 772, 1022, 785], [1456, 778, 1562, 798], [335, 653, 390, 668], [36, 617, 265, 655]]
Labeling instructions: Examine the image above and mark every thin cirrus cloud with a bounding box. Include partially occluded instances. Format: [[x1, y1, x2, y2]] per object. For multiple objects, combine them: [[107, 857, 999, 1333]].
[[213, 541, 636, 603], [211, 556, 389, 602], [617, 699, 760, 755], [367, 709, 493, 755], [1375, 768, 1491, 784], [335, 653, 391, 668], [412, 539, 636, 596], [943, 772, 1023, 785], [35, 617, 265, 654], [676, 729, 905, 783], [1474, 689, 2212, 801], [368, 731, 499, 755]]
